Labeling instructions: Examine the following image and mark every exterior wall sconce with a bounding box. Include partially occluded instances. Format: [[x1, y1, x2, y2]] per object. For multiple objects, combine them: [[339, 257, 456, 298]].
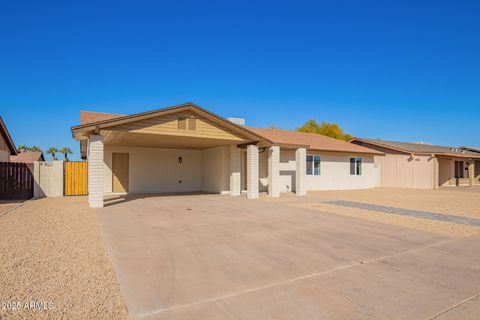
[[178, 157, 182, 163]]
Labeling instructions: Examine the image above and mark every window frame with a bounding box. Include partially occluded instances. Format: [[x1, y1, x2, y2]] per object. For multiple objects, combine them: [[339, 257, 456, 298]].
[[306, 154, 321, 176], [350, 157, 363, 176]]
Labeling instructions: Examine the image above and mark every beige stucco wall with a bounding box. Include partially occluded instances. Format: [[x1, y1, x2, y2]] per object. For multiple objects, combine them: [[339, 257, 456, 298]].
[[201, 146, 230, 194], [0, 150, 9, 162], [439, 158, 454, 186], [259, 149, 378, 192], [103, 146, 203, 194], [375, 154, 434, 189], [33, 161, 64, 198]]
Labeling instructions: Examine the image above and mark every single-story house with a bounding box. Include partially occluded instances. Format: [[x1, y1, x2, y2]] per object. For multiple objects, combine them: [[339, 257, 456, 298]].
[[11, 151, 45, 163], [0, 116, 17, 162], [461, 146, 480, 154], [71, 103, 383, 208], [350, 138, 480, 189]]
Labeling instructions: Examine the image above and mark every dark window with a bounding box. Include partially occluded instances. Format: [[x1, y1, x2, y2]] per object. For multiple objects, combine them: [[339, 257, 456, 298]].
[[306, 155, 321, 175], [306, 155, 313, 175], [350, 157, 362, 175]]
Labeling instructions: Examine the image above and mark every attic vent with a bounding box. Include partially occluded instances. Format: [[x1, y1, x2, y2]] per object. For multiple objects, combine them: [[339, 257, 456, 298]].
[[178, 117, 187, 129], [188, 118, 197, 130], [178, 116, 197, 130]]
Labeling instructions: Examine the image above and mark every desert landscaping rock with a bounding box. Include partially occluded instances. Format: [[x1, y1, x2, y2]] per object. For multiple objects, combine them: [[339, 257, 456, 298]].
[[0, 197, 128, 320]]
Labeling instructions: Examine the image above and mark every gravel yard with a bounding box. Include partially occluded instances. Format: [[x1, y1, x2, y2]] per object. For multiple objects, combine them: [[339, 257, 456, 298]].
[[297, 187, 480, 238], [308, 187, 480, 219], [0, 197, 127, 320]]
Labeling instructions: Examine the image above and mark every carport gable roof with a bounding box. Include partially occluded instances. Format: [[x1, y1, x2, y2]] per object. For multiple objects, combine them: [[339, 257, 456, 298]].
[[352, 138, 480, 159], [71, 103, 272, 144]]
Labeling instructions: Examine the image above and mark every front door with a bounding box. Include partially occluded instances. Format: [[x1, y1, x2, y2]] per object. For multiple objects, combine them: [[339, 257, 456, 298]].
[[112, 153, 129, 192], [455, 161, 464, 179]]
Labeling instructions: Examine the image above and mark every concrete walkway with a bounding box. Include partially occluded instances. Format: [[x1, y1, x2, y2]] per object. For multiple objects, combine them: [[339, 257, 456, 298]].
[[97, 194, 480, 320], [325, 200, 480, 227]]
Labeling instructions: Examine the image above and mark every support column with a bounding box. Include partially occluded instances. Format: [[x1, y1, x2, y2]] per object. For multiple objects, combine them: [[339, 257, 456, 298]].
[[432, 156, 439, 190], [230, 145, 241, 196], [468, 160, 475, 187], [268, 146, 280, 197], [247, 144, 259, 199], [88, 135, 104, 208], [295, 148, 306, 196]]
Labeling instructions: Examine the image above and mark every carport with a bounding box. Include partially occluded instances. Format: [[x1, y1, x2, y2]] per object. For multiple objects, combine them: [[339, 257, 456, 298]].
[[71, 103, 308, 208]]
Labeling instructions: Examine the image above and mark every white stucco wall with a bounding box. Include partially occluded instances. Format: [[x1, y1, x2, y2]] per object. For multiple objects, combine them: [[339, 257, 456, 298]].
[[0, 150, 9, 162], [103, 146, 203, 194], [201, 146, 230, 194], [259, 149, 378, 192]]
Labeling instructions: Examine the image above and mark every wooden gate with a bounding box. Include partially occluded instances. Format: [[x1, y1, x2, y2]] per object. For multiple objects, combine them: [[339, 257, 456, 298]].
[[64, 161, 88, 196], [0, 162, 34, 200]]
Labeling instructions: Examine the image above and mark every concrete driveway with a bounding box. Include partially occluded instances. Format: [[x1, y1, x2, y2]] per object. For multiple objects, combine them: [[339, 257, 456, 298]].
[[97, 194, 480, 320]]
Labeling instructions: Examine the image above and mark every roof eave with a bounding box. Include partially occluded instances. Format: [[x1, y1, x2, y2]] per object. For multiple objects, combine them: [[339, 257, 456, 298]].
[[71, 102, 273, 144]]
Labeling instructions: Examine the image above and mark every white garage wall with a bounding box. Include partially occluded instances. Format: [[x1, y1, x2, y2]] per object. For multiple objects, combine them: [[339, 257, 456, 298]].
[[201, 146, 230, 193], [104, 146, 202, 194]]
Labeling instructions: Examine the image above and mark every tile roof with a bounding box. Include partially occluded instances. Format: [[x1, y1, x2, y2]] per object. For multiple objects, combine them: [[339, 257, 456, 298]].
[[80, 111, 125, 125], [77, 109, 383, 155], [353, 138, 480, 158], [248, 127, 384, 154], [10, 151, 44, 163]]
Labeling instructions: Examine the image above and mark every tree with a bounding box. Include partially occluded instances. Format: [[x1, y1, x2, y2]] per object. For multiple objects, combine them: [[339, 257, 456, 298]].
[[29, 146, 42, 152], [297, 119, 352, 141], [18, 144, 29, 152], [46, 147, 59, 160], [60, 147, 73, 161]]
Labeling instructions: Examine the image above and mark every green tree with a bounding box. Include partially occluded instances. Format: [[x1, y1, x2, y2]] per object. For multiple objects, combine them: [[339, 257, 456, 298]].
[[29, 146, 42, 152], [18, 144, 29, 152], [297, 119, 352, 141], [59, 147, 73, 161], [46, 147, 59, 160]]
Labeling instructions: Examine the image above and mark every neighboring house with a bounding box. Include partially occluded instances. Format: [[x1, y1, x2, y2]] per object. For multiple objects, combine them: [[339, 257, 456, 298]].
[[350, 138, 480, 189], [0, 116, 18, 162], [71, 103, 382, 208], [11, 151, 45, 163], [461, 146, 480, 154]]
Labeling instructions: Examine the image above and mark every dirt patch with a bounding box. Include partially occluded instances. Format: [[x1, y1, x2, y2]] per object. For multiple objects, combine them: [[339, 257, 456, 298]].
[[297, 202, 480, 238], [0, 197, 128, 320], [307, 187, 480, 219]]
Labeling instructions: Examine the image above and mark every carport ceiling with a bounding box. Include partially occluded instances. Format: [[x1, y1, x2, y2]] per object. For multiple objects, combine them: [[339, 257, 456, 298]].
[[102, 130, 242, 149]]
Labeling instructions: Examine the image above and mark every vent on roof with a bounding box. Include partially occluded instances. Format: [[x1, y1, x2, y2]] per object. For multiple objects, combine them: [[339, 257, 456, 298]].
[[227, 118, 245, 126]]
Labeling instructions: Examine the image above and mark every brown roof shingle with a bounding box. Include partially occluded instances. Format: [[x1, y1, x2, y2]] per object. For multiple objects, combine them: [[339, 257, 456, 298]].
[[248, 128, 383, 155], [10, 151, 44, 163], [80, 111, 125, 125]]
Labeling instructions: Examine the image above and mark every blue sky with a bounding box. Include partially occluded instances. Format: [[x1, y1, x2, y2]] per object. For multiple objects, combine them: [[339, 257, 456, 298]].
[[1, 0, 479, 160]]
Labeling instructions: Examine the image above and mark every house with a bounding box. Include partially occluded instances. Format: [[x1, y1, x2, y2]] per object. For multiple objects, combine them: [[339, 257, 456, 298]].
[[0, 116, 17, 162], [11, 151, 45, 163], [71, 103, 383, 208], [461, 146, 480, 154], [350, 138, 480, 189]]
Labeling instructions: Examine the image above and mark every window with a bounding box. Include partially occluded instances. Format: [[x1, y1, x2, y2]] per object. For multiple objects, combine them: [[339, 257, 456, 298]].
[[350, 157, 362, 176], [306, 155, 321, 175]]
